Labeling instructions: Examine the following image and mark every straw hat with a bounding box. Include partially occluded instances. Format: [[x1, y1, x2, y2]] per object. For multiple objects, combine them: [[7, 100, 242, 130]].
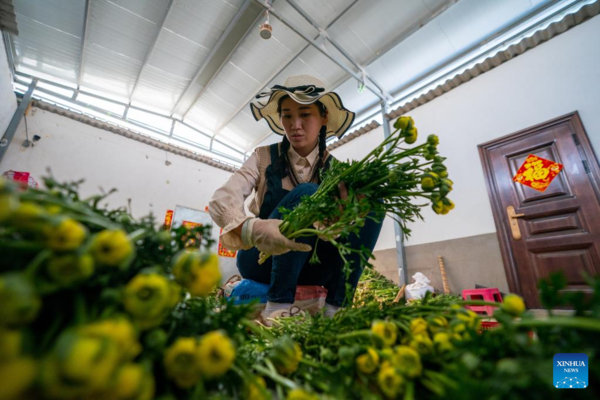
[[250, 75, 356, 139]]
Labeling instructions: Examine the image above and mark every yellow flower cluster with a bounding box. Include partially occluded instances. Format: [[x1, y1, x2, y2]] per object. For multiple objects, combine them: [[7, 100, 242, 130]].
[[123, 273, 181, 330], [269, 335, 303, 375], [371, 320, 398, 346], [287, 388, 319, 400], [90, 229, 134, 268], [164, 331, 236, 389], [0, 327, 37, 400], [39, 321, 152, 400], [356, 347, 380, 374], [172, 250, 221, 297]]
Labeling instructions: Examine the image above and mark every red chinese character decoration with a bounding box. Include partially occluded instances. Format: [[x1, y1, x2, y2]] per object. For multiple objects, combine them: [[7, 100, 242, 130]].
[[218, 228, 237, 258], [513, 154, 563, 192], [163, 209, 174, 229]]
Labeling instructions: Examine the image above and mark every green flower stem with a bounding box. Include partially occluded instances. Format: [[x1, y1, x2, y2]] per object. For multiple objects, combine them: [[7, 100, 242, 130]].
[[337, 329, 385, 346], [74, 293, 88, 325], [258, 360, 298, 389], [191, 378, 206, 400], [20, 192, 119, 229], [515, 316, 600, 332], [0, 240, 45, 252], [241, 319, 277, 342], [24, 249, 52, 278], [300, 357, 321, 368], [128, 228, 147, 242], [231, 364, 271, 399]]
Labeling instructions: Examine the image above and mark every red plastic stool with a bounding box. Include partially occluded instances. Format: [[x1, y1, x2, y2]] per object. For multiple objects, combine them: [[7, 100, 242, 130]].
[[462, 288, 503, 316]]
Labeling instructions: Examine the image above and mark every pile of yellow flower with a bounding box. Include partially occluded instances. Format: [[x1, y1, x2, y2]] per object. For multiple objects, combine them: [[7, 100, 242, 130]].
[[0, 177, 231, 399], [343, 300, 526, 399]]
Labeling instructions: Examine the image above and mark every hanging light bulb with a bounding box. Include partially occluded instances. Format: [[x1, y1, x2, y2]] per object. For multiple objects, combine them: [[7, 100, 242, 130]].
[[260, 9, 272, 39]]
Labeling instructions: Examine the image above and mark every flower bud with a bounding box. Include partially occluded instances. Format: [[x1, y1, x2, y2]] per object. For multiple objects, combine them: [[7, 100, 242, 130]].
[[356, 347, 379, 374], [123, 273, 177, 330], [371, 320, 398, 346], [0, 357, 37, 399], [45, 218, 87, 252], [404, 127, 418, 144], [90, 229, 133, 268], [269, 336, 302, 375], [0, 273, 41, 328], [393, 116, 413, 131], [47, 254, 95, 287], [196, 330, 236, 378], [427, 134, 440, 146], [163, 337, 201, 388], [0, 193, 18, 223], [501, 294, 525, 317], [172, 251, 221, 297]]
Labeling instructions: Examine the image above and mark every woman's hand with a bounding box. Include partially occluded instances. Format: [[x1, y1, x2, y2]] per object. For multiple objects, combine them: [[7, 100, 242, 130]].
[[251, 219, 312, 255]]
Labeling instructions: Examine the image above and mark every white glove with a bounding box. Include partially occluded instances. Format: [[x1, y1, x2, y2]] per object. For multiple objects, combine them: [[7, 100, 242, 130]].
[[243, 218, 311, 255]]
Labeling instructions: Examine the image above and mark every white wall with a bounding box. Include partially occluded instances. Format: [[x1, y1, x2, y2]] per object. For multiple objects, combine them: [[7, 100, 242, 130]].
[[1, 109, 233, 220], [332, 14, 600, 249], [1, 38, 17, 137]]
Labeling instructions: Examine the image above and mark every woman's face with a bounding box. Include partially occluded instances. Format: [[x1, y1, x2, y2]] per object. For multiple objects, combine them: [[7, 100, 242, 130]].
[[280, 97, 327, 156]]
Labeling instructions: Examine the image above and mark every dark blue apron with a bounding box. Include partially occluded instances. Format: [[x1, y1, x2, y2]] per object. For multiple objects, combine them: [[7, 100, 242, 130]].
[[258, 143, 332, 219]]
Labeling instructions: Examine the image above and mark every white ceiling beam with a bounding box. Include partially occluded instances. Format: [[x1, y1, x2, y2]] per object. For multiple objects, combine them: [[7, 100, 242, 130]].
[[214, 0, 360, 147], [170, 0, 258, 118], [285, 0, 391, 100], [128, 0, 174, 105], [76, 0, 91, 89], [253, 0, 387, 101]]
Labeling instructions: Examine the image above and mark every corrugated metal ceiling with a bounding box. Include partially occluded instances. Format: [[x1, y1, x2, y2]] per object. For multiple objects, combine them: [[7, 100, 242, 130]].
[[6, 0, 593, 161]]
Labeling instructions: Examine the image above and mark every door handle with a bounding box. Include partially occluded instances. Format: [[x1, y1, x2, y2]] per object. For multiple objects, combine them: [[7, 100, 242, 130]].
[[506, 206, 525, 240]]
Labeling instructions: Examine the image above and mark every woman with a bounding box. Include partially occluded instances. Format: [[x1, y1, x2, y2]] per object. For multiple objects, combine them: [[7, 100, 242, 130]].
[[209, 75, 383, 321]]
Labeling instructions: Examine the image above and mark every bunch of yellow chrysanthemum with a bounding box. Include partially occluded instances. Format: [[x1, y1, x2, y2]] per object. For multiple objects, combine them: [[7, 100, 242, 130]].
[[163, 330, 236, 389]]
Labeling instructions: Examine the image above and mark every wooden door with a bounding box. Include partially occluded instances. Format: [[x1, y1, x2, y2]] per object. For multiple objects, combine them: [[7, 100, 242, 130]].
[[479, 112, 600, 308]]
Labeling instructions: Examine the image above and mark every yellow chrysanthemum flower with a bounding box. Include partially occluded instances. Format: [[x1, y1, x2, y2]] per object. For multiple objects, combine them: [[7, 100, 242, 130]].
[[377, 364, 404, 398], [172, 251, 221, 297], [433, 332, 453, 352], [269, 336, 303, 375], [428, 316, 449, 334], [393, 346, 422, 378], [164, 337, 201, 389], [0, 357, 37, 400], [501, 294, 526, 317], [441, 198, 455, 215], [287, 388, 318, 400], [0, 273, 41, 327], [90, 229, 133, 268], [196, 330, 236, 379], [47, 254, 94, 287], [0, 329, 22, 361], [393, 116, 413, 131], [410, 318, 428, 337], [81, 318, 141, 361], [245, 376, 268, 400], [123, 274, 176, 330], [356, 347, 379, 374], [41, 331, 121, 398], [409, 334, 433, 355], [113, 363, 155, 400], [0, 193, 18, 223], [404, 127, 418, 144], [12, 201, 46, 230], [456, 309, 482, 332], [45, 218, 87, 251], [371, 320, 398, 346]]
